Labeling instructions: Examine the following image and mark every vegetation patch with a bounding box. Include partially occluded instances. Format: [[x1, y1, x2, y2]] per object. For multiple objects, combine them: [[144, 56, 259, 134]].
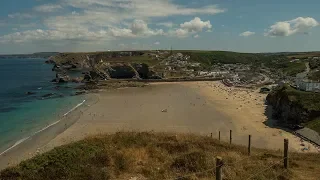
[[1, 132, 320, 180], [305, 117, 320, 134]]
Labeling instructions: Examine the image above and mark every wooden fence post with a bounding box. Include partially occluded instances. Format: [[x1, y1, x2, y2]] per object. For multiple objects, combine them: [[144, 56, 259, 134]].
[[229, 130, 232, 144], [248, 135, 251, 156], [216, 156, 223, 180], [284, 139, 289, 169], [219, 131, 221, 141]]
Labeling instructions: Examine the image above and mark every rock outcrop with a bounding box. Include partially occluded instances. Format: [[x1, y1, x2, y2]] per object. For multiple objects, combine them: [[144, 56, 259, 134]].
[[52, 73, 71, 83], [266, 85, 320, 125], [132, 63, 149, 79], [107, 64, 136, 79]]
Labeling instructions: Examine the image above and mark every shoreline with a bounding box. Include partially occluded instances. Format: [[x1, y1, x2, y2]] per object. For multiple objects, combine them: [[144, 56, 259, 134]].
[[1, 81, 319, 170], [0, 95, 93, 170], [0, 100, 86, 157]]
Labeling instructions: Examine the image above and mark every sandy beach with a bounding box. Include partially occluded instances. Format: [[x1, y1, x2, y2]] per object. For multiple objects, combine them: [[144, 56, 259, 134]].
[[0, 81, 318, 169], [42, 81, 319, 152]]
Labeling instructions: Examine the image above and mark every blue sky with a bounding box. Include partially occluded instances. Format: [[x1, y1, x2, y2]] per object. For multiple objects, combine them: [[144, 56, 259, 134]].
[[0, 0, 319, 54]]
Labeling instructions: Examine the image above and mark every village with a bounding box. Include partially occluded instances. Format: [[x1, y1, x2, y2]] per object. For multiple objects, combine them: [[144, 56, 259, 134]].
[[50, 50, 320, 93]]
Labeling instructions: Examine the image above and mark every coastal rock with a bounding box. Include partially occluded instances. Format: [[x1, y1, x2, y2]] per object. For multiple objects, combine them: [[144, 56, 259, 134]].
[[71, 77, 82, 83], [148, 70, 163, 79], [74, 91, 87, 96], [266, 85, 320, 126], [45, 59, 55, 64], [107, 64, 136, 79], [52, 73, 71, 83], [83, 71, 106, 82], [132, 63, 150, 79], [52, 64, 61, 71], [42, 93, 55, 98], [52, 63, 78, 72], [25, 91, 36, 95]]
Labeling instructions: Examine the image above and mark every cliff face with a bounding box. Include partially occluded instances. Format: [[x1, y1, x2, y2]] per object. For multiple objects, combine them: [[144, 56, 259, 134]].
[[48, 52, 156, 82], [266, 85, 320, 125]]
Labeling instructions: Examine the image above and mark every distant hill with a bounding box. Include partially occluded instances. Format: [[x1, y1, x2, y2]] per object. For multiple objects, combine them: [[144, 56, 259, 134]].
[[0, 52, 59, 59]]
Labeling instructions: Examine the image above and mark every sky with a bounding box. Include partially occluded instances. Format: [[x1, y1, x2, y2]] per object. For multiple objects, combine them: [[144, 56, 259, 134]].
[[0, 0, 319, 54]]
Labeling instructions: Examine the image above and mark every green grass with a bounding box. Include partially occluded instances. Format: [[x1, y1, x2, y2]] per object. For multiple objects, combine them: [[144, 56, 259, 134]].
[[269, 85, 320, 111], [305, 117, 320, 134], [1, 132, 320, 180], [308, 70, 320, 81], [282, 62, 306, 76], [283, 85, 320, 111], [180, 51, 305, 76], [184, 51, 263, 65]]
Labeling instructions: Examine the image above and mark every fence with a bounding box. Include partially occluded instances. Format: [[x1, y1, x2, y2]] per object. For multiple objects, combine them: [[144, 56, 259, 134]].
[[166, 130, 290, 180]]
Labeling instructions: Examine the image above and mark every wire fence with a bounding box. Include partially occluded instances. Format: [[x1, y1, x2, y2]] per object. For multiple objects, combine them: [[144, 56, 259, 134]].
[[164, 157, 287, 180], [163, 130, 290, 180], [245, 158, 285, 180]]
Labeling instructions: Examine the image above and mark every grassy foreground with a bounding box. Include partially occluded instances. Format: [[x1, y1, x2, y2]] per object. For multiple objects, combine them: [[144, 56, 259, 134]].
[[1, 132, 320, 180]]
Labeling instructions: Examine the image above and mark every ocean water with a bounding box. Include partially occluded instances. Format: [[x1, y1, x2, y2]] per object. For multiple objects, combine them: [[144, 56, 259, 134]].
[[0, 58, 82, 153]]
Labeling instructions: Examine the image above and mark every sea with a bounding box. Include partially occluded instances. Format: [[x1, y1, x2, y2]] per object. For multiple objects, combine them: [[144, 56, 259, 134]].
[[0, 58, 84, 155]]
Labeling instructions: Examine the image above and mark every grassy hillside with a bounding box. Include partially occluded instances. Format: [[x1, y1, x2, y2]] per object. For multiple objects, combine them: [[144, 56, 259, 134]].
[[184, 51, 263, 65], [306, 117, 320, 134], [181, 51, 305, 75], [1, 132, 320, 180], [51, 50, 306, 77], [52, 51, 160, 66], [268, 85, 320, 133], [283, 85, 320, 111], [308, 71, 320, 81]]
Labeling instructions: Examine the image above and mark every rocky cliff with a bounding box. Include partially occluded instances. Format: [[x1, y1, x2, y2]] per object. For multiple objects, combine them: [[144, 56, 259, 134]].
[[48, 52, 158, 83], [266, 85, 320, 125]]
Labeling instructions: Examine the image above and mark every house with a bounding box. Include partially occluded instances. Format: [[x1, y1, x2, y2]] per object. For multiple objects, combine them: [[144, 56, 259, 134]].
[[296, 79, 320, 92]]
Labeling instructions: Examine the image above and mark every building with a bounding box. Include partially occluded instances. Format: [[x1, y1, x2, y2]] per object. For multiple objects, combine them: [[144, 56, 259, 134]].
[[296, 79, 320, 92]]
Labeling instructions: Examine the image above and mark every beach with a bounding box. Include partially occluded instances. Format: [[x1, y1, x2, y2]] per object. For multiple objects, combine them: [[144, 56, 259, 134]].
[[0, 81, 318, 169]]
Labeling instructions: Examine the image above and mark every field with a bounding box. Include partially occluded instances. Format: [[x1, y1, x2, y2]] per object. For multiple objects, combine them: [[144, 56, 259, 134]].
[[1, 132, 320, 180]]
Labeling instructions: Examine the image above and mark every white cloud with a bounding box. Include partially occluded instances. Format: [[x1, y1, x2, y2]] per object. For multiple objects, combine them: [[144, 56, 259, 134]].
[[0, 29, 110, 43], [109, 27, 134, 38], [265, 17, 319, 37], [65, 0, 225, 18], [109, 19, 164, 38], [180, 17, 212, 32], [131, 20, 149, 35], [154, 41, 160, 45], [8, 13, 33, 19], [0, 0, 225, 47], [170, 17, 212, 38], [71, 11, 79, 15], [156, 22, 174, 28], [34, 4, 63, 12], [170, 28, 189, 38], [194, 34, 199, 38], [239, 31, 255, 37]]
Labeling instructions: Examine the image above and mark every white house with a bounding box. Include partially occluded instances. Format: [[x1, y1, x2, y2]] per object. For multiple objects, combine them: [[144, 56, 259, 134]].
[[296, 79, 320, 92]]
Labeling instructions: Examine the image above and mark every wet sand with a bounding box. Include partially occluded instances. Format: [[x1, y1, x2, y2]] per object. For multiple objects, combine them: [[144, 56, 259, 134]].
[[0, 81, 318, 170]]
